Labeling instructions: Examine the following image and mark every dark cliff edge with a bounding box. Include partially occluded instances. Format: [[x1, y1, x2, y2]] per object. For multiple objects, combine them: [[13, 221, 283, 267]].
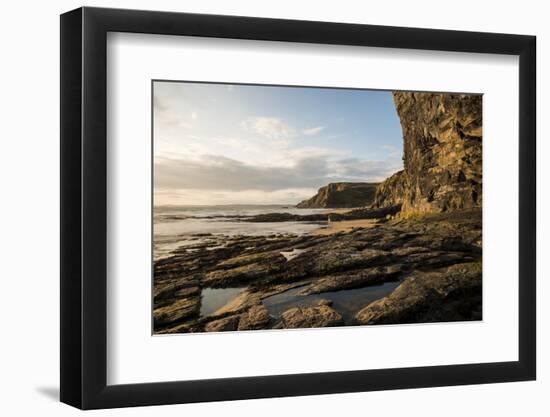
[[374, 92, 482, 216], [296, 182, 379, 208]]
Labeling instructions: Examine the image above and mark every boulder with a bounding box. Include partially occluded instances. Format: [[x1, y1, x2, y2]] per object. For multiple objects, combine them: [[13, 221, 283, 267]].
[[238, 304, 271, 330], [279, 304, 344, 328], [204, 315, 241, 332]]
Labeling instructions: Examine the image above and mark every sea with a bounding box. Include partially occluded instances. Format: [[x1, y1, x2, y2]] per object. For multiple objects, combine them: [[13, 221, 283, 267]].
[[153, 205, 328, 260]]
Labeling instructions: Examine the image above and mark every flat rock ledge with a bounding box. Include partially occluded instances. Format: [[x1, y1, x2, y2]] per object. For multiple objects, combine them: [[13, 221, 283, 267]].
[[355, 262, 482, 325]]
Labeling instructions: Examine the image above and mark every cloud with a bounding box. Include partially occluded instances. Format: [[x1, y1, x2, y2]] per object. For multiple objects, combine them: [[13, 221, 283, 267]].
[[327, 157, 400, 180], [154, 95, 193, 130], [154, 188, 319, 206], [155, 155, 324, 192], [302, 126, 325, 136], [191, 111, 198, 120], [154, 153, 402, 196], [241, 117, 294, 140]]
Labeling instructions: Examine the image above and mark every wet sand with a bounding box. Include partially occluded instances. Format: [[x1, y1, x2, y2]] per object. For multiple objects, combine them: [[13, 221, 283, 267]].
[[320, 208, 357, 214]]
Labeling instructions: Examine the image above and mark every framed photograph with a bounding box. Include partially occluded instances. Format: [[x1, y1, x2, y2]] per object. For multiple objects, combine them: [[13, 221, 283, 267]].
[[60, 7, 536, 409]]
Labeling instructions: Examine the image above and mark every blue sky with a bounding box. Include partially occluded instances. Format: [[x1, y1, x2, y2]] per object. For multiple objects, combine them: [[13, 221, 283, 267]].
[[154, 81, 403, 205]]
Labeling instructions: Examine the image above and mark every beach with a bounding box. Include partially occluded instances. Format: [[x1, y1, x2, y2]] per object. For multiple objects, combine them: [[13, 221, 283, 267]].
[[153, 206, 482, 333]]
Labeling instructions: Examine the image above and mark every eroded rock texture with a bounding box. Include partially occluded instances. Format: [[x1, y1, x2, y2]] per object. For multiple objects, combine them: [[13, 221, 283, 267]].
[[277, 303, 344, 329], [373, 169, 407, 209], [375, 93, 482, 214]]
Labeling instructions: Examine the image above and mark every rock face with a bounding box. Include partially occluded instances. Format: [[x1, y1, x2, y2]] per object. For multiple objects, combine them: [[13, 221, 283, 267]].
[[297, 182, 378, 208], [375, 93, 482, 214], [373, 169, 407, 209]]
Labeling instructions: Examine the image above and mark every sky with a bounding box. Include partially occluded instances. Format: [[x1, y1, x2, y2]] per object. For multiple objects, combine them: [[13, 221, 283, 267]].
[[153, 81, 403, 206]]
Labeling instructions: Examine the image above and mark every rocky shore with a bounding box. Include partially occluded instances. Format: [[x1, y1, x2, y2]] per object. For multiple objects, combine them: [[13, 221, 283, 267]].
[[154, 208, 482, 333], [153, 91, 483, 334], [241, 205, 401, 223]]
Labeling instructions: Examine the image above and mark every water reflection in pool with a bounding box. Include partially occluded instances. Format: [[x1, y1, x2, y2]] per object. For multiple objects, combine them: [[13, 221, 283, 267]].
[[262, 281, 401, 325], [200, 287, 246, 317]]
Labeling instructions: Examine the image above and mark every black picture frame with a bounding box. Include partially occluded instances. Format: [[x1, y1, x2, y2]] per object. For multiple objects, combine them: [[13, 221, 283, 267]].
[[60, 6, 536, 410]]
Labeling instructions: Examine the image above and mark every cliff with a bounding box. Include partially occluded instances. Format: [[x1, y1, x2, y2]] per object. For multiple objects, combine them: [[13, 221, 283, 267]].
[[297, 182, 378, 208], [374, 92, 482, 214], [373, 169, 407, 208]]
